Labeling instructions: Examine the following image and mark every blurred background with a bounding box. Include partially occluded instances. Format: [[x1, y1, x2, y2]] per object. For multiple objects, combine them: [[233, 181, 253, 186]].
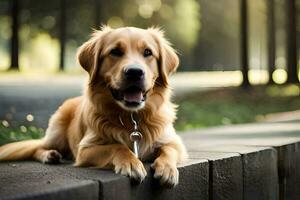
[[0, 0, 299, 144]]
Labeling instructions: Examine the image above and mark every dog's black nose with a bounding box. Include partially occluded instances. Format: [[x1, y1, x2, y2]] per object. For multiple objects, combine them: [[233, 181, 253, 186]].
[[124, 66, 144, 81]]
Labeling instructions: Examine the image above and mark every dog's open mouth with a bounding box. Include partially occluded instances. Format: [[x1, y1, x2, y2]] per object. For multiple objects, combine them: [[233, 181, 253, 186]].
[[110, 86, 147, 108]]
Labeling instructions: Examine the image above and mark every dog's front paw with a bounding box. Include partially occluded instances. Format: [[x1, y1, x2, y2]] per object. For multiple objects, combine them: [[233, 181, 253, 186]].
[[42, 150, 62, 164], [113, 155, 147, 183], [151, 159, 179, 187]]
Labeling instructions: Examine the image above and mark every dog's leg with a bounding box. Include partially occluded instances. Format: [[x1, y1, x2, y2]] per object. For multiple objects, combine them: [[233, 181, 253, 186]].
[[151, 137, 187, 187], [33, 148, 62, 164], [75, 144, 147, 182], [39, 98, 79, 162]]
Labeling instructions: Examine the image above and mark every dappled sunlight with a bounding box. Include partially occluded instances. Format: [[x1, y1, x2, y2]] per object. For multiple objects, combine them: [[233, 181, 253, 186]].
[[0, 51, 9, 71], [123, 4, 138, 19], [65, 40, 81, 73], [107, 0, 200, 53], [0, 0, 202, 73], [170, 69, 290, 89], [266, 84, 300, 97], [0, 0, 298, 82], [248, 69, 268, 85], [170, 71, 242, 88], [20, 33, 59, 73], [0, 16, 11, 40], [138, 1, 156, 18], [0, 72, 87, 85], [0, 16, 10, 70], [172, 0, 200, 51], [135, 0, 162, 19], [107, 16, 125, 28], [272, 69, 287, 84], [159, 4, 173, 20]]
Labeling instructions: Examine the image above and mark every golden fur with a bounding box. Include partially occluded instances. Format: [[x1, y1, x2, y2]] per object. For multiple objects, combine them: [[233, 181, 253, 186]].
[[0, 26, 187, 186]]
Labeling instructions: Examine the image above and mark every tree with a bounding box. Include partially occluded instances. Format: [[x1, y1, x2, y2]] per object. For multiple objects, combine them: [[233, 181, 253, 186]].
[[286, 0, 298, 83], [59, 0, 66, 71], [94, 0, 101, 28], [267, 0, 276, 84], [10, 0, 19, 71], [240, 0, 250, 87]]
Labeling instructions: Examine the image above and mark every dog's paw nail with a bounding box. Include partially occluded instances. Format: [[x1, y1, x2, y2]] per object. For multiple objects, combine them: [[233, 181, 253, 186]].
[[114, 159, 147, 184], [152, 161, 179, 187]]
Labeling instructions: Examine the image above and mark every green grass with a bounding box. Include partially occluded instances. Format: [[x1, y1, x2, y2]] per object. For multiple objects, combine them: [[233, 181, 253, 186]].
[[175, 84, 300, 130], [1, 84, 300, 145], [0, 124, 44, 145]]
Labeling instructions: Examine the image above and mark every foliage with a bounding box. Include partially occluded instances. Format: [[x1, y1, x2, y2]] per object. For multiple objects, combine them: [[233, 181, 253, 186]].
[[175, 85, 300, 130], [0, 0, 201, 71], [0, 124, 44, 146]]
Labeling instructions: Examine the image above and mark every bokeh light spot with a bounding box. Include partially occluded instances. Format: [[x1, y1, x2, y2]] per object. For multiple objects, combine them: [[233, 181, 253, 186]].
[[272, 69, 287, 84], [20, 126, 27, 133], [107, 16, 124, 28], [26, 114, 34, 122], [2, 120, 9, 127], [138, 4, 153, 18]]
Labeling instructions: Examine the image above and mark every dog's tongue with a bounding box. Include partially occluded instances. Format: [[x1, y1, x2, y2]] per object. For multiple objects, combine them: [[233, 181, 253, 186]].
[[124, 91, 143, 103]]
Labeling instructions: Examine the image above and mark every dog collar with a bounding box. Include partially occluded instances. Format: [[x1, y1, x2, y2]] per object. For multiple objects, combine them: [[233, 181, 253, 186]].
[[119, 113, 143, 158]]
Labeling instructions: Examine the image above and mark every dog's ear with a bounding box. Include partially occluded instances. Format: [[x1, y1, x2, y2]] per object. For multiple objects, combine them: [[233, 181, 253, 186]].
[[77, 35, 98, 74], [77, 26, 111, 80], [148, 28, 179, 87]]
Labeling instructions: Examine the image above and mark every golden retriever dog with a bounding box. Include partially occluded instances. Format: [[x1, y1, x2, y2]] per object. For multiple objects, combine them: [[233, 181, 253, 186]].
[[0, 26, 187, 187]]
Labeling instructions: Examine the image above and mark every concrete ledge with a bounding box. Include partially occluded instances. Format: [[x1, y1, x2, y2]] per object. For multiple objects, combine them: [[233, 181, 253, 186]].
[[127, 159, 209, 200], [194, 145, 279, 200], [277, 141, 300, 200], [1, 121, 300, 200], [189, 151, 243, 200], [0, 162, 99, 200], [183, 122, 300, 199], [0, 159, 209, 200]]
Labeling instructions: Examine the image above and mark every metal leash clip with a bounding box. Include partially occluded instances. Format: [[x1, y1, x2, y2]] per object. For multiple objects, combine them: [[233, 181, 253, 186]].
[[129, 113, 142, 158]]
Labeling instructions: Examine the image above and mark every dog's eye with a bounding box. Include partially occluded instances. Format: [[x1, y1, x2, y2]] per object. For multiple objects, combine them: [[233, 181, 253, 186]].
[[143, 49, 152, 57], [110, 48, 124, 57]]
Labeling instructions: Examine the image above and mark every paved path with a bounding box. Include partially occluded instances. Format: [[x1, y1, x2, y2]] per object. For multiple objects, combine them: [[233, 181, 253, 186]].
[[0, 72, 240, 128], [0, 71, 242, 98]]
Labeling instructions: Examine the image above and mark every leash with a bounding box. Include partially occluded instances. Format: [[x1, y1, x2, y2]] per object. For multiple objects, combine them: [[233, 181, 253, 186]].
[[119, 113, 143, 158]]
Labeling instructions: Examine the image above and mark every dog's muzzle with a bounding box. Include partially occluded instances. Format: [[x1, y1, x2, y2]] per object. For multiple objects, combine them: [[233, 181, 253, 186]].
[[110, 86, 147, 108], [110, 64, 147, 109]]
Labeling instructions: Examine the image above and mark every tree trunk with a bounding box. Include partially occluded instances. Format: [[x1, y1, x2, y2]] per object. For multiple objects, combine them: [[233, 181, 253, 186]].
[[240, 0, 250, 87], [267, 0, 276, 84], [286, 0, 298, 83], [94, 0, 101, 29], [59, 0, 66, 71], [10, 0, 19, 71]]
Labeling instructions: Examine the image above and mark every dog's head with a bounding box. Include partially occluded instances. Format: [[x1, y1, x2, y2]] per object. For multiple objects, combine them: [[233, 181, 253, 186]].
[[77, 26, 179, 111]]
